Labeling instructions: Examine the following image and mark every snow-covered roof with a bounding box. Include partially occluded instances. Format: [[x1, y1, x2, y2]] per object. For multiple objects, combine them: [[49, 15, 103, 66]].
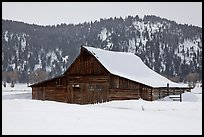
[[83, 46, 188, 88]]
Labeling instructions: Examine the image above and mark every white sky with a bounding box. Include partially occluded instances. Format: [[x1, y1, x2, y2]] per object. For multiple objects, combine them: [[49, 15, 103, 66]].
[[2, 2, 202, 27]]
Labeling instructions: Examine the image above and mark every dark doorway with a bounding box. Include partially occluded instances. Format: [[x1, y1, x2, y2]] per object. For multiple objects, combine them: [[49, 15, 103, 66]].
[[73, 86, 81, 104]]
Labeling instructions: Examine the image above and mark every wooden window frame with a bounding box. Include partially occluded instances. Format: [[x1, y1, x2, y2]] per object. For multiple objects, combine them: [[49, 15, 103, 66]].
[[56, 79, 62, 86]]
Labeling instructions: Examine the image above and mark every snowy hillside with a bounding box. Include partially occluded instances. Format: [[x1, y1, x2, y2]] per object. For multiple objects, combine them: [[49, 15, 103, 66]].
[[2, 15, 202, 83], [2, 83, 202, 135]]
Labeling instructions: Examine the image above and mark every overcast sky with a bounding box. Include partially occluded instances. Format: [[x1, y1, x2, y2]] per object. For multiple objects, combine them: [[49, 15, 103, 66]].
[[2, 2, 202, 27]]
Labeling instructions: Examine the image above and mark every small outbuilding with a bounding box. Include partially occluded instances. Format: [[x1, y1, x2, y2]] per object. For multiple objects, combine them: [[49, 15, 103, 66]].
[[29, 46, 191, 104]]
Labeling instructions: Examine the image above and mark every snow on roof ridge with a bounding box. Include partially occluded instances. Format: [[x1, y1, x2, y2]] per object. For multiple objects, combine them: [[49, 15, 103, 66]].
[[83, 46, 187, 88]]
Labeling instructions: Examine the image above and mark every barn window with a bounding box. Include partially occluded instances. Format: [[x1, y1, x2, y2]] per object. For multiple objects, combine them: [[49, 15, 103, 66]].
[[121, 79, 128, 89], [115, 77, 119, 88], [89, 84, 95, 91], [56, 79, 62, 86], [96, 84, 103, 91], [73, 84, 80, 88]]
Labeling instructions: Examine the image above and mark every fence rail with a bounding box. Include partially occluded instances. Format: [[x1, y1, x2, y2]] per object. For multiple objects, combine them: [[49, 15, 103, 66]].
[[169, 94, 182, 102]]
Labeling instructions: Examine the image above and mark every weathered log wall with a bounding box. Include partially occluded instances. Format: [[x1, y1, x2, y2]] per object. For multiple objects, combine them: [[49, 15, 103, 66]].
[[31, 46, 191, 104]]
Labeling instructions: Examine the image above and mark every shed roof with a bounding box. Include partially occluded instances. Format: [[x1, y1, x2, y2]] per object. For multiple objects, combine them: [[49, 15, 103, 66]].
[[83, 46, 187, 88]]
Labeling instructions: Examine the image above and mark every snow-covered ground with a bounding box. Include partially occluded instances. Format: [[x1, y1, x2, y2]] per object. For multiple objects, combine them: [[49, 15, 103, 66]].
[[2, 83, 202, 135]]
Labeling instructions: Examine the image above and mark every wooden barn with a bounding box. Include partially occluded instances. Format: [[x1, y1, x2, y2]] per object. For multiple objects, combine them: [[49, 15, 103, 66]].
[[29, 46, 191, 104]]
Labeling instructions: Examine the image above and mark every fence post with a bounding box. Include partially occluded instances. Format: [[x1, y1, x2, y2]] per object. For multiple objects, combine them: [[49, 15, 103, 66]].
[[180, 92, 182, 102], [167, 83, 169, 96]]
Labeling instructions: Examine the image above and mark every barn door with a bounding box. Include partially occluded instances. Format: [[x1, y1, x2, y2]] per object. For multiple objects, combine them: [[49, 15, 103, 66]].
[[66, 84, 72, 103], [140, 88, 148, 101], [73, 86, 81, 104]]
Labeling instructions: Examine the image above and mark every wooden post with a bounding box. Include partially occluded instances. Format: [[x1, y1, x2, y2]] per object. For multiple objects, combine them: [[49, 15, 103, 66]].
[[180, 92, 182, 102], [167, 83, 169, 96]]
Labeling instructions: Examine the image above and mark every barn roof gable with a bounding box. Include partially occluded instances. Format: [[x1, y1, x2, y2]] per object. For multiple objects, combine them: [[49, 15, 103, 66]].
[[83, 46, 187, 88]]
